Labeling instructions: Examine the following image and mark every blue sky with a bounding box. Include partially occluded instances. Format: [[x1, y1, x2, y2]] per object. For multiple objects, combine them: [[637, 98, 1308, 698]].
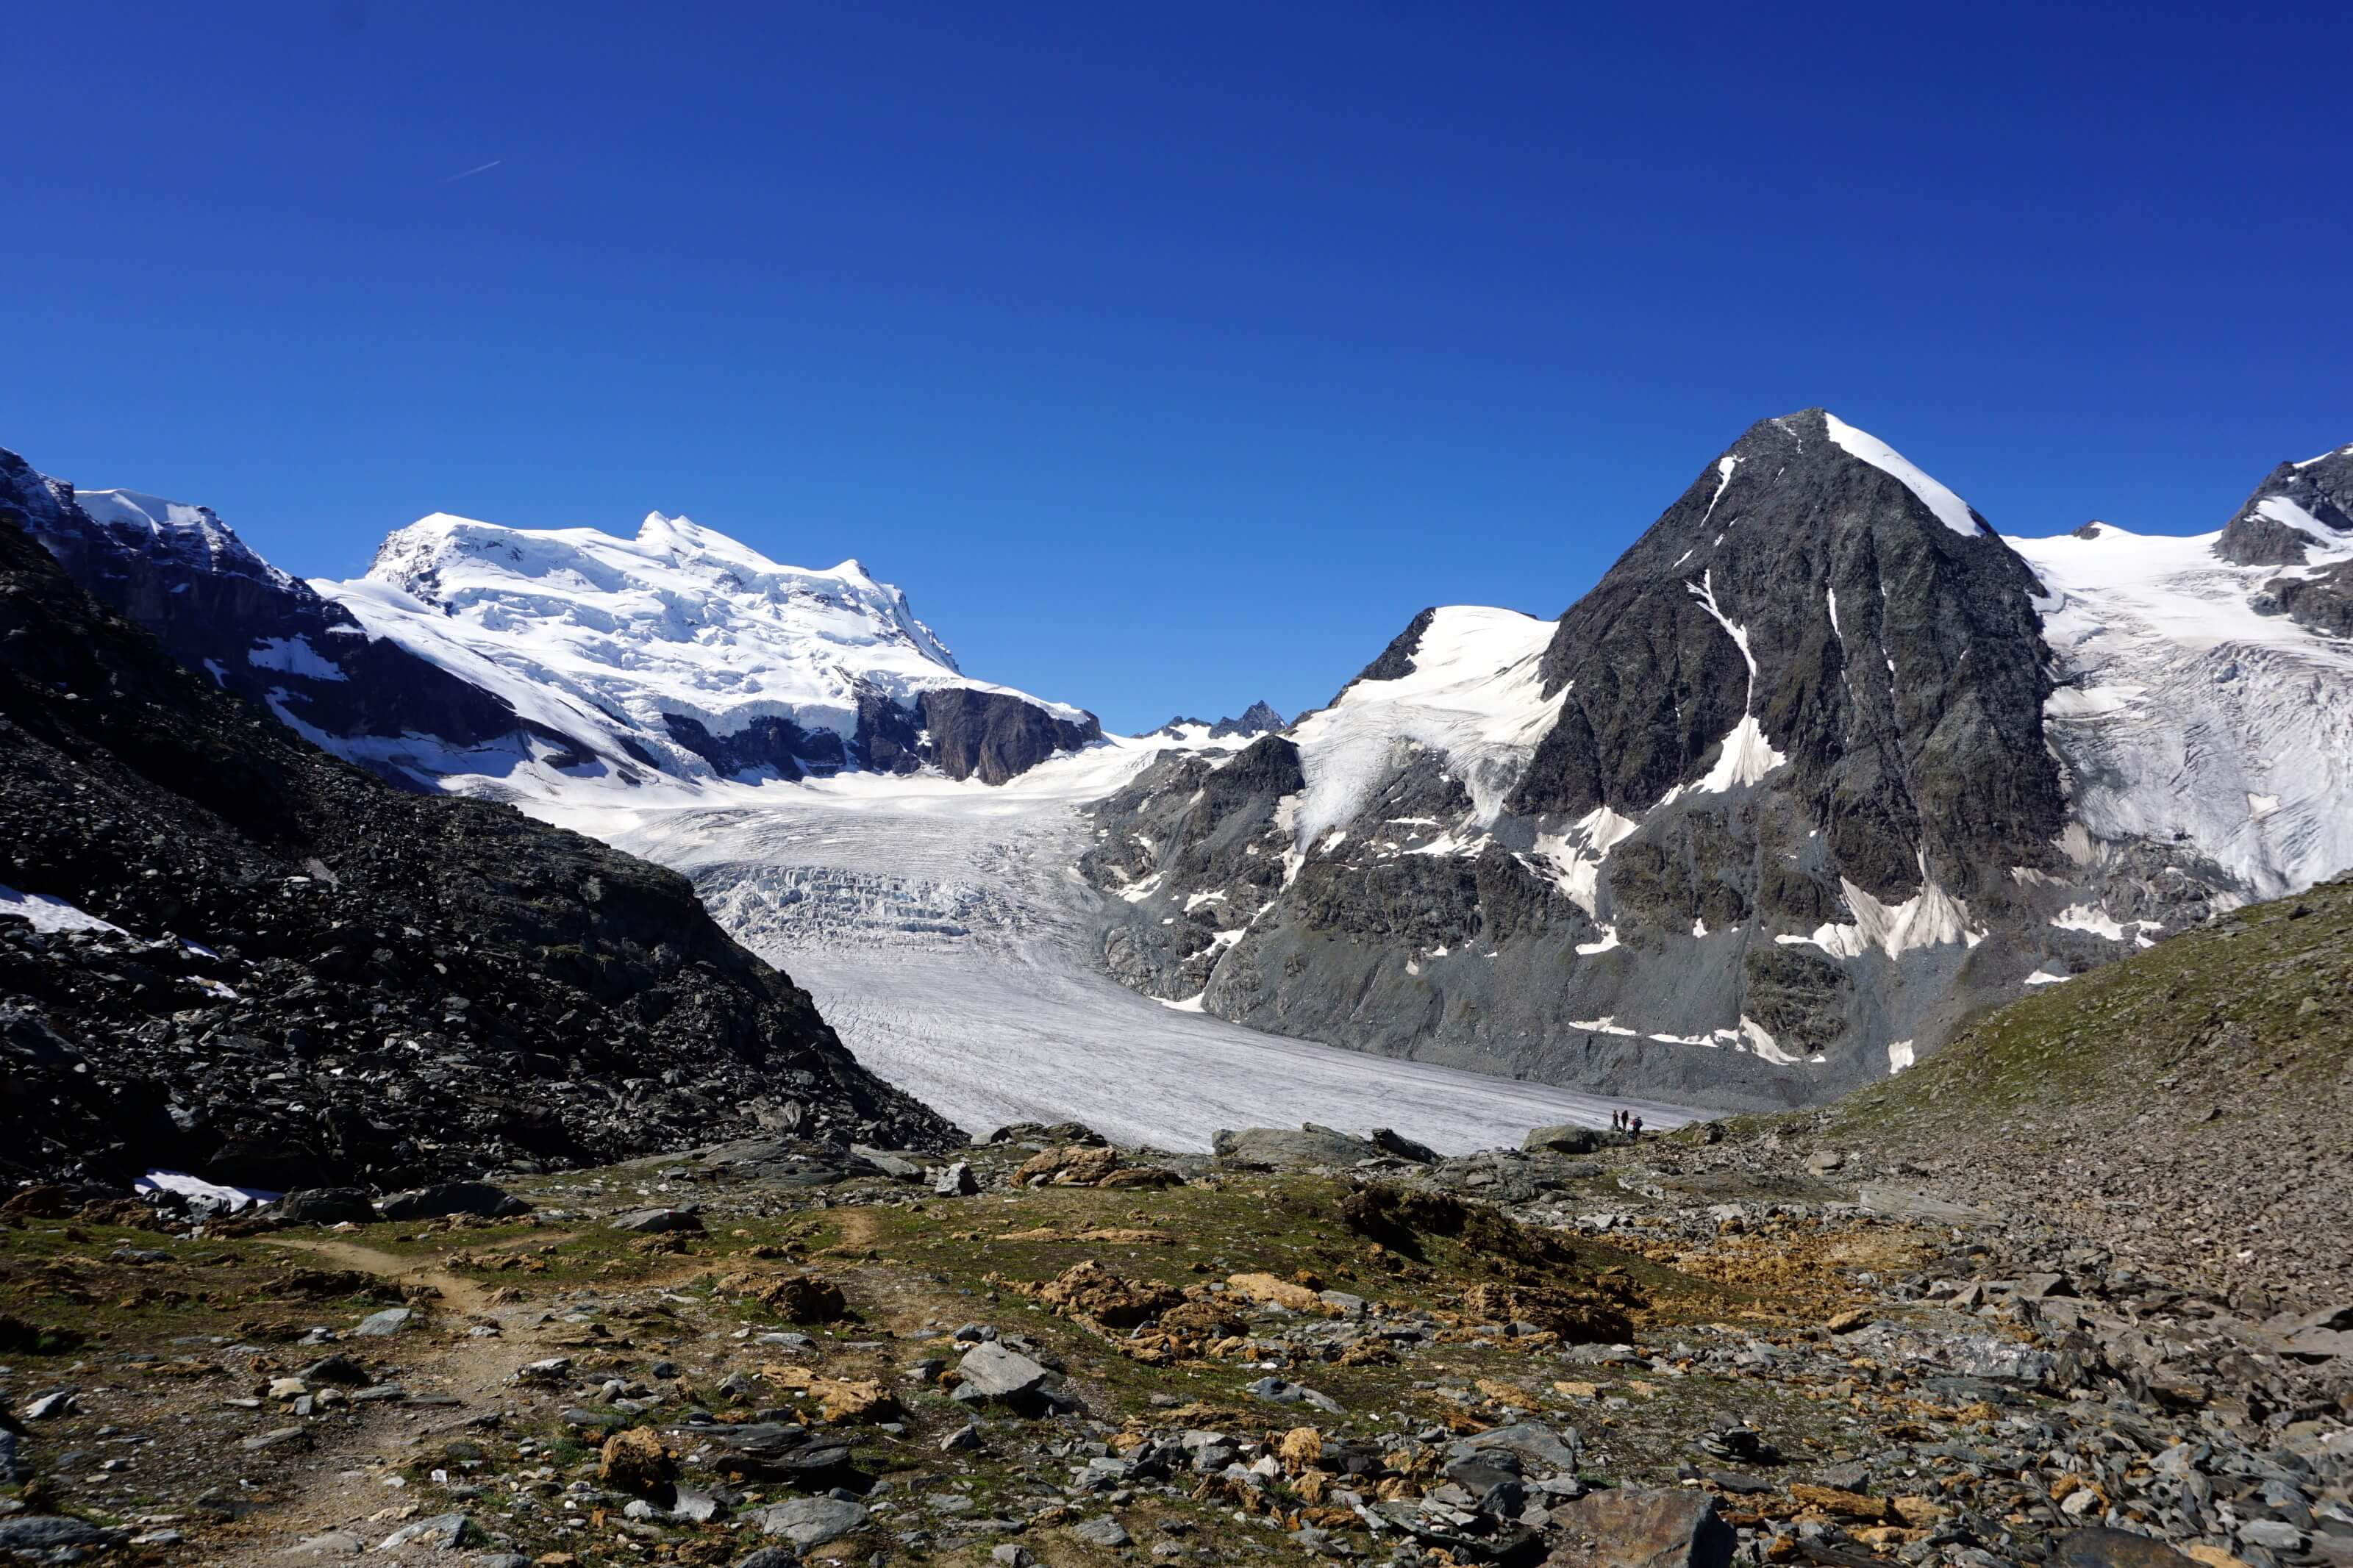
[[5, 3, 2348, 732]]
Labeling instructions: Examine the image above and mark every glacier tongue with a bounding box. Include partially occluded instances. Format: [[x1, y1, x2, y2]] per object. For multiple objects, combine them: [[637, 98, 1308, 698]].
[[543, 753, 1699, 1152]]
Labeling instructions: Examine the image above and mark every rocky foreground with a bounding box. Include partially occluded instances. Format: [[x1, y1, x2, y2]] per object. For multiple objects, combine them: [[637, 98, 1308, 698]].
[[1, 1114, 2344, 1568]]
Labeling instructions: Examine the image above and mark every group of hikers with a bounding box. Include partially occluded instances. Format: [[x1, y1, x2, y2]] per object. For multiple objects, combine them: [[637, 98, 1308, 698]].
[[1610, 1108, 1646, 1136]]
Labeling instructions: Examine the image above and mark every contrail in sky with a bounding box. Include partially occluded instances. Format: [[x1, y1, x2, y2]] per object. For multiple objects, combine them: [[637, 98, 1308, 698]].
[[437, 160, 502, 185]]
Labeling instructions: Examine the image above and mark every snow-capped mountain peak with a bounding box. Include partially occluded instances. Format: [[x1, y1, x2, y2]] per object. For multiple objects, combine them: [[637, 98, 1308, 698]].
[[360, 508, 969, 681], [74, 488, 294, 589], [324, 506, 1096, 792]]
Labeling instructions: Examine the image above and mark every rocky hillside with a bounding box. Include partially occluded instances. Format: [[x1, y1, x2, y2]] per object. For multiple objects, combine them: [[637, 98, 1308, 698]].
[[15, 447, 1101, 798], [1084, 412, 2353, 1109], [1809, 872, 2353, 1315], [0, 1110, 2342, 1568], [0, 475, 954, 1192]]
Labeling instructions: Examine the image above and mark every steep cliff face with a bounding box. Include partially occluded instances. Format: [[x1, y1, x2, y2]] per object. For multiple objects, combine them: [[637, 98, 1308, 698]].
[[1508, 409, 2064, 904], [0, 465, 954, 1190], [1083, 412, 2353, 1109]]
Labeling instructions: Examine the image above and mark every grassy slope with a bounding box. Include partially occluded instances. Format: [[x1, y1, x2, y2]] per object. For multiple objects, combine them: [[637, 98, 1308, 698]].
[[1828, 876, 2353, 1142]]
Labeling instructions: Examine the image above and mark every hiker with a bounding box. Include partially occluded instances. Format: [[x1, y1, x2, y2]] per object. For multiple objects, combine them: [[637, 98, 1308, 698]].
[[1632, 1114, 1644, 1137]]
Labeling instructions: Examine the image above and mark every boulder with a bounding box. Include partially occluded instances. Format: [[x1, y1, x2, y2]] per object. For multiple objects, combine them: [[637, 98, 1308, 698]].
[[682, 1422, 855, 1483], [753, 1495, 868, 1550], [1449, 1420, 1581, 1478], [1213, 1125, 1379, 1169], [600, 1426, 674, 1495], [376, 1182, 529, 1221], [850, 1145, 926, 1181], [1013, 1143, 1121, 1186], [1227, 1272, 1338, 1315], [1552, 1487, 1732, 1568], [932, 1160, 979, 1196], [276, 1188, 378, 1226], [1029, 1260, 1185, 1328], [1368, 1128, 1440, 1163], [731, 1272, 849, 1323], [611, 1207, 702, 1234], [353, 1306, 414, 1336], [1070, 1517, 1132, 1548], [1524, 1124, 1604, 1156], [955, 1341, 1051, 1401]]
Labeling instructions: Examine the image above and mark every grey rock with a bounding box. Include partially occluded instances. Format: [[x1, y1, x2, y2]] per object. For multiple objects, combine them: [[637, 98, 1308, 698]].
[[754, 1495, 868, 1549], [2238, 1521, 2309, 1552], [850, 1145, 925, 1180], [610, 1206, 702, 1234], [955, 1341, 1050, 1400], [242, 1425, 312, 1451], [354, 1306, 415, 1336], [1070, 1516, 1132, 1548], [992, 1545, 1035, 1567], [932, 1160, 979, 1196], [1448, 1421, 1581, 1477], [1524, 1124, 1605, 1156], [20, 1391, 79, 1420], [379, 1512, 476, 1551], [1211, 1124, 1379, 1169]]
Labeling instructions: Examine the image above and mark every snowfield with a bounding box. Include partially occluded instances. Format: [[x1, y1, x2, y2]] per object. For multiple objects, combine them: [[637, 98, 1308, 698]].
[[2012, 523, 2353, 898], [532, 742, 1699, 1152]]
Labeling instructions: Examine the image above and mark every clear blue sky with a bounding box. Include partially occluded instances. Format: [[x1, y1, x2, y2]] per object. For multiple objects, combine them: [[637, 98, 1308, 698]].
[[5, 3, 2348, 733]]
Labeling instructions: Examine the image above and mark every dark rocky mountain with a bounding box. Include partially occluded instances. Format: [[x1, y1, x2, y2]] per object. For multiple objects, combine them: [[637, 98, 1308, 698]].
[[0, 465, 954, 1192], [1082, 411, 2353, 1110], [1144, 700, 1286, 741], [14, 454, 1099, 795], [7, 459, 590, 787], [2216, 442, 2353, 637]]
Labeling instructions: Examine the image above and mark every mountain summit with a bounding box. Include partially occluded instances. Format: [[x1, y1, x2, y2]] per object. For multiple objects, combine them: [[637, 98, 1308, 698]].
[[324, 509, 1101, 790], [1083, 411, 2353, 1107], [15, 457, 1101, 798]]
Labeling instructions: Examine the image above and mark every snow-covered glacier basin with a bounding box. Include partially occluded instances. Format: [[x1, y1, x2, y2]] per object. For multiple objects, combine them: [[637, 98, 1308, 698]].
[[533, 745, 1701, 1152]]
